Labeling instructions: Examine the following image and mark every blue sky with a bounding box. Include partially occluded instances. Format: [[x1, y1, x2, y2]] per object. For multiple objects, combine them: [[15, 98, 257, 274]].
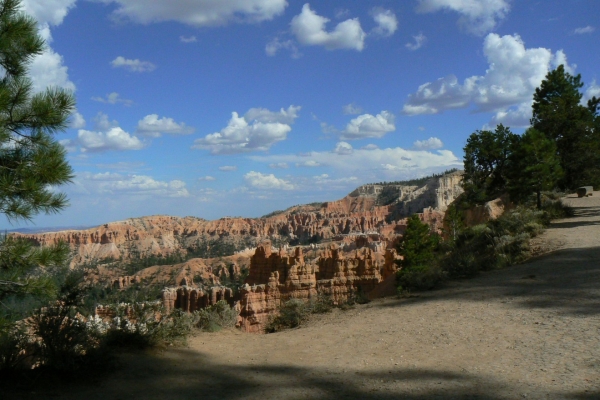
[[6, 0, 599, 229]]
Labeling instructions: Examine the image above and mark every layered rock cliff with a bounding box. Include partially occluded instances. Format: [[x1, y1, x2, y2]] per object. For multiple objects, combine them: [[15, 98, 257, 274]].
[[237, 241, 399, 333], [15, 171, 463, 269]]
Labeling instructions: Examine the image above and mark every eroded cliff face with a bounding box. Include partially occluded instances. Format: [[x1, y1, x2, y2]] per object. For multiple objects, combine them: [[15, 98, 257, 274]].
[[15, 171, 463, 269], [235, 241, 399, 333]]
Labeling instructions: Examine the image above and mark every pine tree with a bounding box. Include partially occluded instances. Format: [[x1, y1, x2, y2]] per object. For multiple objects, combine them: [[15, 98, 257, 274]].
[[462, 124, 519, 204], [397, 214, 438, 269], [0, 0, 75, 326], [531, 65, 600, 190], [507, 128, 563, 209]]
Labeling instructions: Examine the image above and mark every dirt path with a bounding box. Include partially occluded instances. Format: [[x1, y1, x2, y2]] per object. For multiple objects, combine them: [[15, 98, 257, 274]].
[[7, 194, 600, 399]]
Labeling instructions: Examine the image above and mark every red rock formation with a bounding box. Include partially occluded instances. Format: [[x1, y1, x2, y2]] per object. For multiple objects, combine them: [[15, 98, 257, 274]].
[[162, 285, 235, 314], [14, 172, 463, 270], [237, 241, 399, 333]]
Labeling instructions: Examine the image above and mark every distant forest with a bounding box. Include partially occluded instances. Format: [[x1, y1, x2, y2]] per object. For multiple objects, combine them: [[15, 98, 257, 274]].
[[369, 168, 460, 187]]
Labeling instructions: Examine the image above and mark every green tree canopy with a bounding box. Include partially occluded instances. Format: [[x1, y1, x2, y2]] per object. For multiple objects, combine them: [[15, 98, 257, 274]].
[[0, 0, 75, 326], [531, 64, 600, 189], [396, 214, 438, 269], [462, 124, 519, 204], [507, 128, 563, 209]]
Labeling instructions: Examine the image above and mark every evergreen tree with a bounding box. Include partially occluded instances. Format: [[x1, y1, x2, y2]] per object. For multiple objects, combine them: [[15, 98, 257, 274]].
[[462, 124, 519, 204], [397, 214, 438, 269], [507, 128, 563, 209], [531, 65, 600, 189], [443, 203, 465, 241], [0, 0, 75, 326]]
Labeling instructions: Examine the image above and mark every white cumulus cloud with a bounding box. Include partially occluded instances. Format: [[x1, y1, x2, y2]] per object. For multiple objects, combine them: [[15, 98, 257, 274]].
[[416, 0, 511, 35], [198, 176, 216, 181], [219, 166, 238, 172], [192, 106, 300, 154], [403, 33, 575, 117], [406, 33, 427, 50], [244, 105, 301, 124], [63, 113, 145, 153], [28, 44, 76, 92], [136, 114, 195, 137], [111, 56, 156, 72], [93, 112, 118, 131], [414, 137, 444, 150], [584, 80, 600, 103], [290, 4, 366, 51], [250, 146, 462, 181], [371, 8, 398, 37], [21, 0, 76, 26], [333, 141, 353, 155], [80, 172, 189, 198], [341, 111, 395, 140], [69, 112, 86, 129], [99, 0, 287, 27], [76, 127, 145, 153], [489, 101, 533, 128], [244, 171, 294, 190], [17, 1, 77, 93]]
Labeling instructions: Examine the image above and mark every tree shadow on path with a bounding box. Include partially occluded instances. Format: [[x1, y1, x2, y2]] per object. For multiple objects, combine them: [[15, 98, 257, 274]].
[[3, 348, 594, 400]]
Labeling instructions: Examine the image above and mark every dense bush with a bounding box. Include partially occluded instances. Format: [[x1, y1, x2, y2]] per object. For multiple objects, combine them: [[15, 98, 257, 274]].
[[310, 291, 335, 313], [265, 290, 371, 332], [79, 280, 165, 316], [195, 300, 238, 332], [397, 264, 447, 294], [442, 207, 549, 279], [344, 287, 371, 306], [101, 303, 197, 349], [540, 199, 574, 221], [265, 299, 310, 333], [0, 324, 31, 370], [395, 200, 570, 291]]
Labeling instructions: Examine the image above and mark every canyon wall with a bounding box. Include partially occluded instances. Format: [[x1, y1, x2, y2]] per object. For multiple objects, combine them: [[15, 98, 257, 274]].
[[15, 171, 463, 270]]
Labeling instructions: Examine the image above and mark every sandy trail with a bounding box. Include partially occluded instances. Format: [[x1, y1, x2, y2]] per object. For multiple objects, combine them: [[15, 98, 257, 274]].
[[6, 194, 600, 399]]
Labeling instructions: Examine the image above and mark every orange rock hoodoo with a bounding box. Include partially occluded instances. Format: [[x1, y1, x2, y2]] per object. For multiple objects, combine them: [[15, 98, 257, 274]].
[[236, 241, 399, 333], [162, 285, 235, 314]]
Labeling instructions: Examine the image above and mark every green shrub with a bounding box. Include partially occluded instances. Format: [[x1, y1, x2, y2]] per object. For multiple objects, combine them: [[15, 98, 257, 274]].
[[396, 264, 447, 292], [29, 305, 98, 371], [265, 299, 310, 333], [195, 300, 238, 332], [103, 304, 197, 348], [309, 291, 334, 313], [442, 206, 553, 278], [0, 324, 31, 370], [344, 287, 371, 306], [541, 199, 574, 221]]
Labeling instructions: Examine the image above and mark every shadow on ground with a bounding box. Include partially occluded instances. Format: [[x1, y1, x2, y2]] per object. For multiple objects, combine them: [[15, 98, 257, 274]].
[[375, 245, 600, 317], [371, 196, 600, 316], [2, 348, 594, 400]]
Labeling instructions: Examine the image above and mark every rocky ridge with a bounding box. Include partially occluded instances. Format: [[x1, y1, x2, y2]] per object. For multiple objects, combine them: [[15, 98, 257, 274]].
[[14, 171, 463, 270]]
